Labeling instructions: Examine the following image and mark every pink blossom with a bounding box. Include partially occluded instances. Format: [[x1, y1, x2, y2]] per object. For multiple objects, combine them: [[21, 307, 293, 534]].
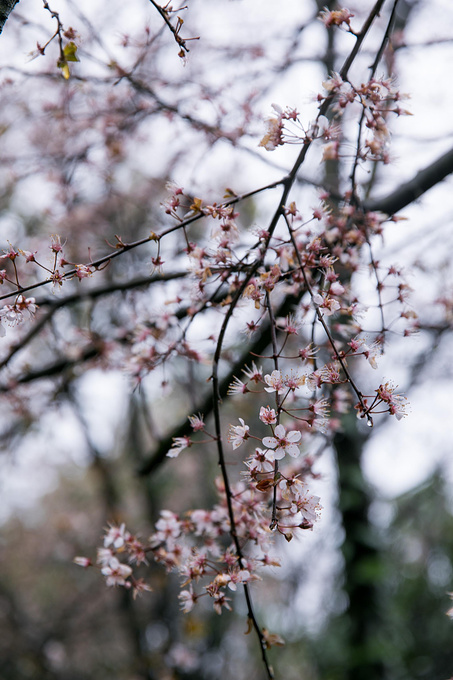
[[104, 523, 130, 549], [50, 234, 64, 253], [188, 413, 205, 431], [259, 116, 284, 151], [276, 314, 301, 335], [242, 361, 263, 383], [284, 370, 306, 391], [319, 7, 354, 29], [74, 264, 93, 280], [313, 292, 341, 316], [228, 418, 250, 449], [259, 406, 277, 425], [297, 492, 322, 524], [264, 370, 285, 394], [310, 397, 330, 417], [97, 547, 114, 566], [262, 424, 301, 460], [132, 579, 152, 598], [167, 436, 191, 458], [19, 249, 37, 263], [226, 569, 251, 591], [247, 447, 275, 473], [228, 376, 249, 395], [299, 343, 318, 361], [213, 592, 232, 615], [73, 556, 92, 568], [179, 587, 197, 613], [0, 244, 18, 261], [154, 510, 181, 542], [329, 281, 345, 296], [101, 556, 132, 587], [376, 382, 408, 420]]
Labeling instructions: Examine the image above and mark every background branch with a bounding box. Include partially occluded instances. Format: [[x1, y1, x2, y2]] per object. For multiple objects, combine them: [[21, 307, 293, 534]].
[[365, 145, 453, 214]]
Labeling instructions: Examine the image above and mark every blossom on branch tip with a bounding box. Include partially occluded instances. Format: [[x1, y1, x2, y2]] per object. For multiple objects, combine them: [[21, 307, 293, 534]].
[[299, 343, 318, 362], [228, 376, 249, 395], [73, 556, 92, 568], [322, 71, 344, 93], [242, 361, 263, 383], [349, 337, 382, 369], [188, 413, 205, 431], [228, 418, 250, 449], [376, 382, 408, 420], [167, 436, 192, 458], [259, 406, 277, 425], [276, 313, 301, 335], [319, 7, 354, 29], [74, 264, 93, 280], [225, 568, 252, 591]]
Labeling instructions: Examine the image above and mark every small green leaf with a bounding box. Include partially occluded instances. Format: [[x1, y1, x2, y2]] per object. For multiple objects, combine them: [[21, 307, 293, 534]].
[[63, 41, 79, 62]]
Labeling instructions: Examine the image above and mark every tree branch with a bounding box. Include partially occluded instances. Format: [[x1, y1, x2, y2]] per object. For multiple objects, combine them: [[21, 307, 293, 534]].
[[0, 0, 19, 35], [365, 145, 453, 215]]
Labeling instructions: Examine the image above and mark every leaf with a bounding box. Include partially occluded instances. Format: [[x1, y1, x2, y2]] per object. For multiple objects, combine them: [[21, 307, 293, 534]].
[[63, 41, 80, 62], [57, 60, 71, 80]]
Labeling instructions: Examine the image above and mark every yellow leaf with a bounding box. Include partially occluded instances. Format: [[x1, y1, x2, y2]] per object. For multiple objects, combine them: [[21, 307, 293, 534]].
[[63, 41, 79, 62], [189, 197, 203, 213], [60, 62, 70, 80]]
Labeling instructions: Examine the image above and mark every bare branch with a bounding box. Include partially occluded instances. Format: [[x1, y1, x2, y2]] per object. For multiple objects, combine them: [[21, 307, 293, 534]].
[[365, 146, 453, 215]]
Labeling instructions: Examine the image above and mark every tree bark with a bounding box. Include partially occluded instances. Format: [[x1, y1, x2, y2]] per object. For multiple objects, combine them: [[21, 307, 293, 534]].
[[0, 0, 19, 35]]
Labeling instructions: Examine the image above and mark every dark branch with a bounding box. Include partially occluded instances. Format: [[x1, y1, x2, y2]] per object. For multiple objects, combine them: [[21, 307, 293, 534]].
[[365, 146, 453, 215], [0, 344, 100, 390], [0, 0, 19, 35]]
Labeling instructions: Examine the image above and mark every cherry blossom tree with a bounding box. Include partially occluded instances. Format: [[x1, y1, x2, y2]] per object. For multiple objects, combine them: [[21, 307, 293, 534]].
[[0, 1, 452, 678]]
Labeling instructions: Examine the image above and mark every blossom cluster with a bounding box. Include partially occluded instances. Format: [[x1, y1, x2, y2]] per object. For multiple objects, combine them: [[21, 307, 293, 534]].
[[0, 238, 96, 335], [75, 482, 280, 615], [320, 73, 411, 164], [0, 295, 37, 336], [75, 523, 151, 599]]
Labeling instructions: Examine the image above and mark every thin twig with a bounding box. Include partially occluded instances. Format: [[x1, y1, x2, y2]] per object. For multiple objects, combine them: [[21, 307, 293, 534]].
[[284, 216, 373, 426], [265, 291, 281, 530]]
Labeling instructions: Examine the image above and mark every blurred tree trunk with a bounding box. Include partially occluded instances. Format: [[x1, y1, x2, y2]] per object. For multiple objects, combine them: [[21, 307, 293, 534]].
[[334, 422, 385, 679], [323, 3, 421, 677]]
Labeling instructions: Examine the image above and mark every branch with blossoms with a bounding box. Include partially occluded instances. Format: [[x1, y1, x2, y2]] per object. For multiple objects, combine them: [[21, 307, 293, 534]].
[[2, 3, 449, 678], [147, 0, 199, 59], [75, 9, 414, 677]]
